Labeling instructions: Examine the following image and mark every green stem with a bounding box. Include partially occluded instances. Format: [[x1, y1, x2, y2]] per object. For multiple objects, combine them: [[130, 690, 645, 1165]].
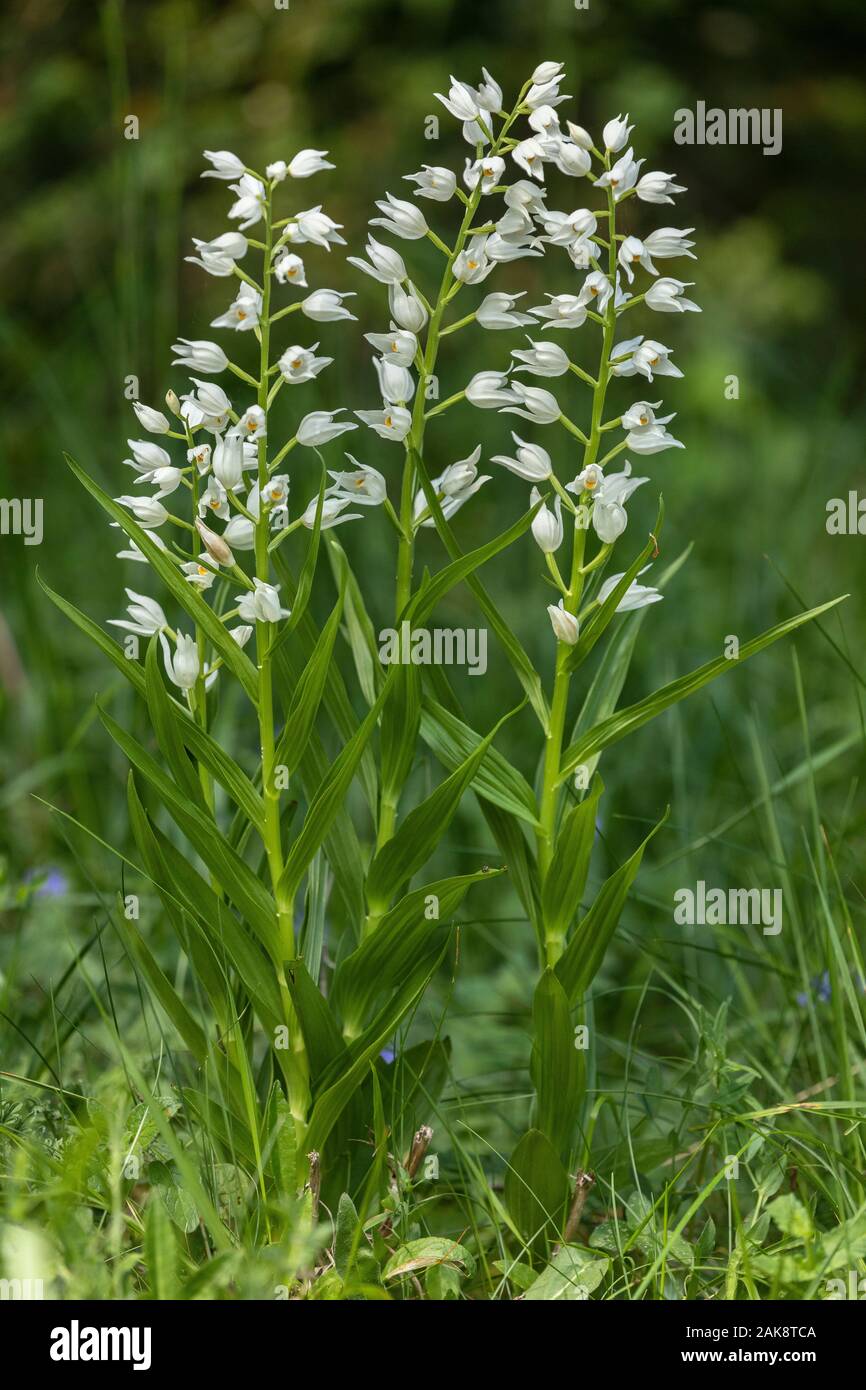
[[254, 186, 308, 1121], [537, 162, 619, 968]]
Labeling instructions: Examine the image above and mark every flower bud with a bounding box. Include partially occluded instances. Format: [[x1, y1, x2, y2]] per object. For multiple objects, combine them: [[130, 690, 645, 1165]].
[[547, 600, 580, 645], [165, 389, 182, 417], [195, 518, 234, 566]]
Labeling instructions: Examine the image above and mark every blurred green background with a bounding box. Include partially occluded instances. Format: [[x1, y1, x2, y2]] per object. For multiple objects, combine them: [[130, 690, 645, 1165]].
[[2, 0, 865, 1166]]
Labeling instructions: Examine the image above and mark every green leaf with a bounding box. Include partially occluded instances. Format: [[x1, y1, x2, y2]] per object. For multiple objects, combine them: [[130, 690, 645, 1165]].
[[405, 497, 541, 627], [284, 958, 348, 1091], [277, 672, 393, 907], [333, 869, 503, 1036], [541, 775, 604, 951], [365, 703, 521, 914], [145, 637, 206, 807], [334, 1193, 362, 1279], [410, 447, 550, 732], [326, 533, 381, 707], [566, 497, 664, 671], [113, 893, 209, 1065], [524, 1246, 608, 1301], [274, 582, 345, 776], [559, 596, 848, 784], [304, 939, 448, 1155], [384, 1237, 476, 1282], [64, 453, 260, 703], [768, 1194, 814, 1240], [420, 697, 541, 830], [144, 1192, 179, 1299], [505, 1128, 571, 1247], [38, 573, 266, 835], [379, 658, 422, 814], [98, 703, 279, 957], [555, 809, 669, 1006], [531, 969, 583, 1157]]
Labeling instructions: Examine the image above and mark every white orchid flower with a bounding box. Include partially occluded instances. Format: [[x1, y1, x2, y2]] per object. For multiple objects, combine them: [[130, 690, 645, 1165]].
[[161, 632, 200, 690], [500, 381, 561, 424], [602, 113, 633, 152], [370, 193, 428, 241], [171, 338, 228, 374], [273, 251, 307, 287], [530, 294, 588, 331], [301, 289, 357, 322], [284, 206, 346, 250], [645, 278, 701, 313], [114, 495, 168, 528], [403, 165, 457, 202], [347, 235, 407, 285], [597, 567, 662, 610], [642, 227, 696, 260], [327, 457, 387, 506], [296, 410, 357, 447], [364, 326, 417, 365], [201, 149, 244, 180], [107, 590, 168, 637], [278, 344, 333, 384], [476, 292, 535, 331], [490, 433, 553, 482], [210, 282, 262, 331], [235, 579, 291, 624], [389, 281, 428, 332], [465, 371, 515, 409], [548, 600, 579, 645], [132, 402, 170, 434], [511, 339, 569, 378], [636, 171, 686, 205], [354, 406, 412, 441], [530, 488, 563, 553]]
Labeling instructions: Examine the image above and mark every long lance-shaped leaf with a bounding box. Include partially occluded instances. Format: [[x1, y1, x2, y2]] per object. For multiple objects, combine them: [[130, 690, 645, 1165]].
[[272, 547, 378, 817], [145, 637, 206, 807], [568, 543, 693, 787], [565, 497, 664, 671], [558, 596, 848, 785], [97, 703, 280, 957], [326, 534, 381, 707], [274, 580, 345, 776], [303, 938, 448, 1156], [37, 573, 267, 834], [420, 696, 541, 830], [64, 453, 260, 703], [531, 969, 584, 1159], [404, 497, 542, 628], [283, 958, 349, 1092], [541, 775, 604, 952], [365, 702, 522, 915], [126, 773, 235, 1026], [113, 893, 210, 1066], [333, 868, 504, 1036], [555, 809, 669, 1006], [277, 671, 395, 908], [128, 778, 285, 1033], [410, 447, 550, 732]]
